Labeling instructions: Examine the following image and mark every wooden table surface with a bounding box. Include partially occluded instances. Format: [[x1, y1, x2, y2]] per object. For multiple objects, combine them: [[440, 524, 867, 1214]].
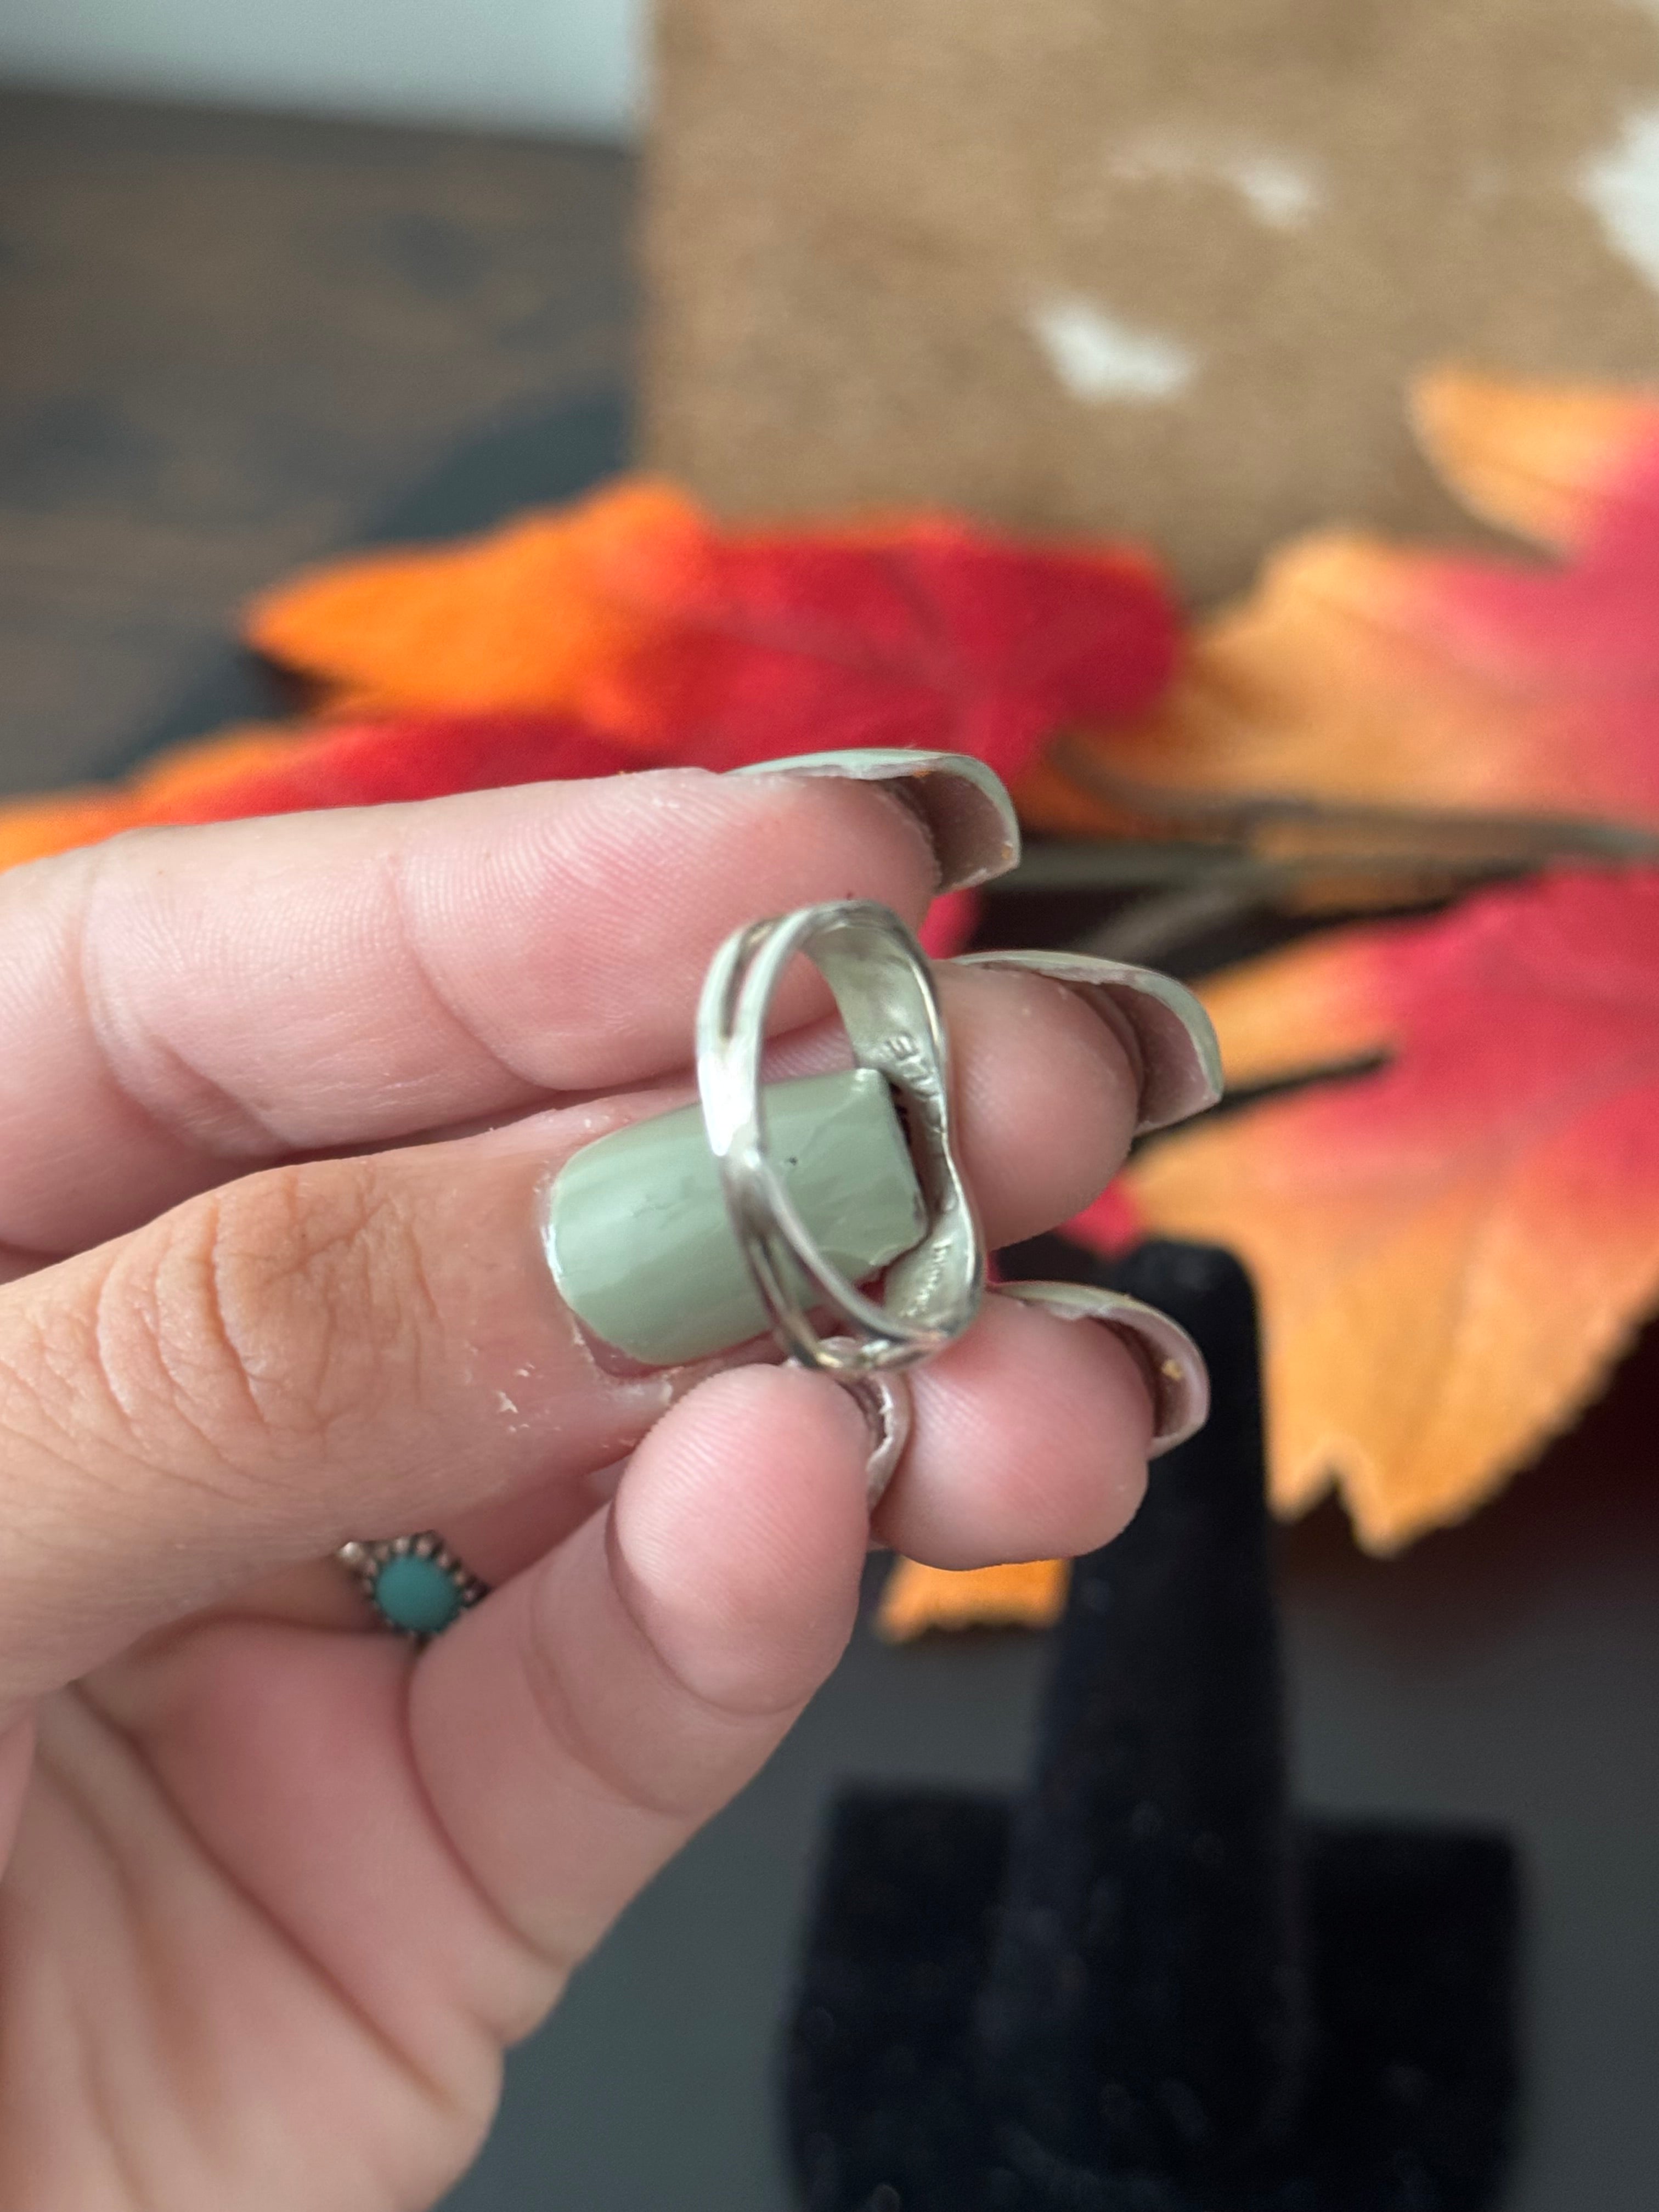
[[3, 89, 1656, 2212], [0, 88, 632, 791]]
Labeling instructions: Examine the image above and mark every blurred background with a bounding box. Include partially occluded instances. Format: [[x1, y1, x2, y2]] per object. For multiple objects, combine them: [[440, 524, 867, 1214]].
[[0, 0, 642, 135], [0, 0, 641, 792]]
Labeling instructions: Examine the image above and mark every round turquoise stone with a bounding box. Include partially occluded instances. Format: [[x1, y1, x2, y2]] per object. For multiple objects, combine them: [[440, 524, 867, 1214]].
[[372, 1553, 465, 1635]]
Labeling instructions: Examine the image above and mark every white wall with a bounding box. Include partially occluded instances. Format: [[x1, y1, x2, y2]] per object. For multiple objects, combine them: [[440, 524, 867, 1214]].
[[0, 0, 645, 140]]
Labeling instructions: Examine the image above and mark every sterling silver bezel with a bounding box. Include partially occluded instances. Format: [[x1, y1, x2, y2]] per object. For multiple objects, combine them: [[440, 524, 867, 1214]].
[[335, 1531, 490, 1642]]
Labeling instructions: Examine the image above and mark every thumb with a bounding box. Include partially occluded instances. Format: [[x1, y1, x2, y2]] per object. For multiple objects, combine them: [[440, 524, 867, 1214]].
[[408, 1361, 875, 1974], [0, 1716, 31, 1883], [0, 1117, 707, 1708]]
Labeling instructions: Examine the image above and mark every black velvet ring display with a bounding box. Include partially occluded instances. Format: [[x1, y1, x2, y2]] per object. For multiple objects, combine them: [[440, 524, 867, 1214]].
[[783, 1242, 1521, 2212]]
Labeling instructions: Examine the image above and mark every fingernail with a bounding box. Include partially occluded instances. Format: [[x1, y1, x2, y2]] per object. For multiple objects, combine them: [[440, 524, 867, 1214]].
[[543, 1067, 927, 1367], [996, 1279, 1210, 1455], [729, 749, 1021, 892], [956, 950, 1222, 1133]]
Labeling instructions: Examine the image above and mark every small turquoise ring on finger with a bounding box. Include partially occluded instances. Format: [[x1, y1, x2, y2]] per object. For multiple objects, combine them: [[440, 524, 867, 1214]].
[[337, 1533, 489, 1641]]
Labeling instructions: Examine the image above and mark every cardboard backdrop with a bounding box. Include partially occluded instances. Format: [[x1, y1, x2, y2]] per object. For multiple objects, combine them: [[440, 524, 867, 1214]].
[[642, 0, 1659, 601]]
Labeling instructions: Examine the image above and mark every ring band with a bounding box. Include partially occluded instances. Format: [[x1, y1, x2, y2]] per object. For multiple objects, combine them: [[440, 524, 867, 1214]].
[[696, 900, 985, 1377], [821, 1338, 913, 1504]]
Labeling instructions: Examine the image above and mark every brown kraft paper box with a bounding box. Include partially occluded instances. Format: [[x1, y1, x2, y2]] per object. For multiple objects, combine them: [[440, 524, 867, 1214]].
[[642, 0, 1659, 602]]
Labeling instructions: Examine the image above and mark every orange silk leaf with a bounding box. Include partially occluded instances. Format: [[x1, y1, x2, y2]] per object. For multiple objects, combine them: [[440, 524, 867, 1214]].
[[1020, 367, 1659, 837], [877, 1558, 1071, 1641], [246, 481, 704, 717], [1410, 366, 1659, 550], [1118, 870, 1659, 1552]]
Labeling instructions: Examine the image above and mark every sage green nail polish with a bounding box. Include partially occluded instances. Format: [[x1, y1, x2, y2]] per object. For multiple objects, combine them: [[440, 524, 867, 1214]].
[[544, 1067, 927, 1365], [729, 749, 1021, 891]]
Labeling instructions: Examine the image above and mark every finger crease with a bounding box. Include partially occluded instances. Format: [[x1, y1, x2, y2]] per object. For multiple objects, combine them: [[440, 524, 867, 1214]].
[[62, 1679, 472, 2137], [76, 850, 287, 1163], [515, 1598, 714, 1829], [380, 846, 548, 1100]]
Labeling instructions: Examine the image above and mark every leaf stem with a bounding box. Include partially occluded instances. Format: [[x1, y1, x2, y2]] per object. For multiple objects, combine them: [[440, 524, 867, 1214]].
[[1008, 740, 1659, 878]]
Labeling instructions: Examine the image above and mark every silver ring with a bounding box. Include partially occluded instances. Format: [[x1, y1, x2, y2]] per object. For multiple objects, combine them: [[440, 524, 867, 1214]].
[[696, 899, 985, 1378], [338, 904, 972, 1598], [820, 1338, 913, 1504]]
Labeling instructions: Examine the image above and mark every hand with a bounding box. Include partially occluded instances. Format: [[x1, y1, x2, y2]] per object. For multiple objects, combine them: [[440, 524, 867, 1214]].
[[0, 762, 1194, 2210]]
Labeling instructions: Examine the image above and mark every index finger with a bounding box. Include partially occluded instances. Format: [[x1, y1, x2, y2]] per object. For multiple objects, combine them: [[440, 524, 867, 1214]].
[[0, 755, 1012, 1255]]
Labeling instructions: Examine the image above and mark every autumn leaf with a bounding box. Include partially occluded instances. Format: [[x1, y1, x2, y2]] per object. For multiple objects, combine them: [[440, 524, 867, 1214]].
[[0, 725, 318, 872], [247, 479, 1178, 787], [7, 460, 1180, 878], [1022, 368, 1659, 841], [0, 713, 645, 872], [1098, 868, 1659, 1553], [877, 1558, 1070, 1640], [578, 515, 1177, 785], [15, 473, 1170, 933], [246, 481, 703, 719], [1410, 369, 1659, 553]]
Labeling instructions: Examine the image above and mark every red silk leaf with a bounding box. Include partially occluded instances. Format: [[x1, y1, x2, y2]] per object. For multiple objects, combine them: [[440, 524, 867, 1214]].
[[1123, 867, 1659, 1551], [586, 520, 1180, 786]]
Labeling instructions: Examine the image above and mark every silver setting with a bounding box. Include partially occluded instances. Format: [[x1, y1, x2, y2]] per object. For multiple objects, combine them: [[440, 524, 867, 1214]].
[[335, 1531, 490, 1641], [820, 1337, 914, 1503], [696, 900, 985, 1378]]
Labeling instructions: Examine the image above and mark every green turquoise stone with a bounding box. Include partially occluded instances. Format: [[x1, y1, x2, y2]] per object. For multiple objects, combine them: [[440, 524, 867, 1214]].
[[373, 1553, 465, 1635]]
